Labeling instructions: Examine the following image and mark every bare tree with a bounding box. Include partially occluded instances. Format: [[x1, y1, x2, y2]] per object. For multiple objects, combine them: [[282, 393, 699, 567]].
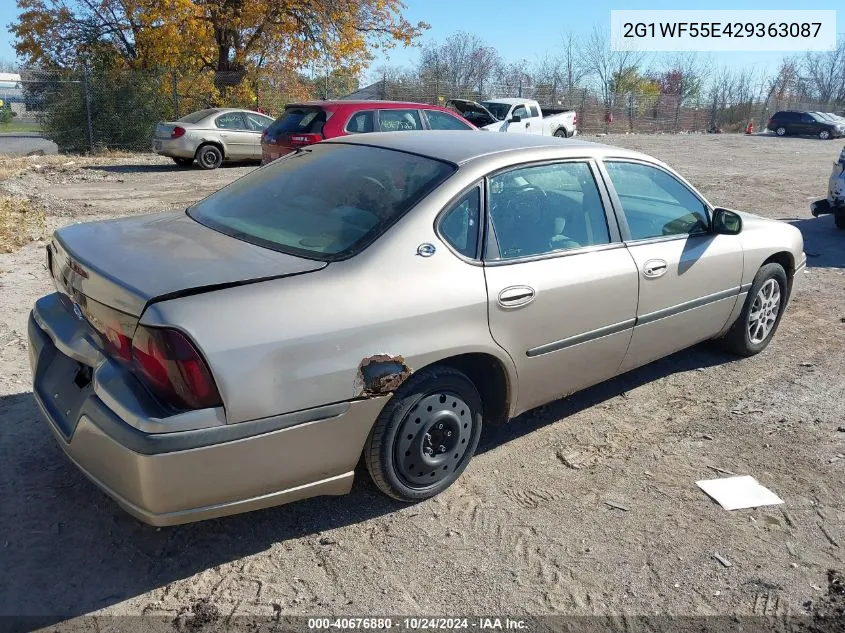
[[418, 31, 500, 95], [580, 24, 646, 126], [661, 52, 710, 130], [799, 40, 845, 106]]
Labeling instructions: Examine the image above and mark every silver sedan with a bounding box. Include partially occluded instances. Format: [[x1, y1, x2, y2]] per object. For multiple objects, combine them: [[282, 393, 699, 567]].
[[152, 108, 275, 169], [30, 132, 805, 525]]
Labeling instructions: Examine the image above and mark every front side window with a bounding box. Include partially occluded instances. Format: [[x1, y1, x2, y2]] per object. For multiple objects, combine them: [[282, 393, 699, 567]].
[[439, 188, 481, 258], [215, 112, 247, 130], [378, 109, 423, 132], [604, 161, 709, 240], [512, 105, 528, 119], [189, 144, 455, 260], [246, 113, 274, 131], [488, 162, 611, 260], [425, 110, 473, 131]]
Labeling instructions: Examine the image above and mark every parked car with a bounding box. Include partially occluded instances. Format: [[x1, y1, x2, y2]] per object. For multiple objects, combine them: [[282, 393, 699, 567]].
[[449, 98, 577, 137], [30, 132, 804, 525], [153, 108, 275, 169], [810, 145, 845, 229], [767, 110, 845, 140], [260, 100, 476, 163]]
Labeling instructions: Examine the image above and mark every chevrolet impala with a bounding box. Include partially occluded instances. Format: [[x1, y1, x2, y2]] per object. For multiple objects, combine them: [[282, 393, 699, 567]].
[[29, 132, 805, 525]]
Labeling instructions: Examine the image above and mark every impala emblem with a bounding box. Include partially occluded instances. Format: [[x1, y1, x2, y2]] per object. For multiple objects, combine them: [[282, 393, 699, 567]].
[[417, 243, 436, 258]]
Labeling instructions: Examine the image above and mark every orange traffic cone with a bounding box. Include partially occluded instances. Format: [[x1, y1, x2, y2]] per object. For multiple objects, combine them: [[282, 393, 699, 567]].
[[745, 121, 753, 135]]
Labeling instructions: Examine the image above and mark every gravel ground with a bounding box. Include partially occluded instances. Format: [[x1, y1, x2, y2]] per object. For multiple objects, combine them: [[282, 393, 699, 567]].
[[0, 135, 843, 629]]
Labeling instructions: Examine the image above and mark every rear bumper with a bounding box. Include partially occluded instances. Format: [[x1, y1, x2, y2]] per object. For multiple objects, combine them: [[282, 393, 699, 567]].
[[28, 296, 387, 526], [152, 136, 196, 159]]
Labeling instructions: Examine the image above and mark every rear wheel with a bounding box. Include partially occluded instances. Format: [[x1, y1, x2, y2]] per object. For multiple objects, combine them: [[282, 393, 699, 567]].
[[172, 157, 193, 167], [820, 129, 832, 140], [554, 128, 568, 138], [196, 144, 223, 170], [775, 126, 787, 136], [722, 263, 788, 357], [835, 213, 845, 230], [364, 366, 483, 502]]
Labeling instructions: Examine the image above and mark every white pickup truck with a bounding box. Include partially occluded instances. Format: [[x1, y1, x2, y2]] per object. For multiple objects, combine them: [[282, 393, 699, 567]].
[[449, 98, 577, 138]]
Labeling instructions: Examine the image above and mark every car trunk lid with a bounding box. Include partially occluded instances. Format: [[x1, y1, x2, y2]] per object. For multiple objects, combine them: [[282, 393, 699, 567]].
[[49, 211, 327, 318]]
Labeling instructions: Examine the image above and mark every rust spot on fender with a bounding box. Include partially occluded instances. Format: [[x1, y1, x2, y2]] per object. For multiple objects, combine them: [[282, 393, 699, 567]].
[[358, 354, 412, 397]]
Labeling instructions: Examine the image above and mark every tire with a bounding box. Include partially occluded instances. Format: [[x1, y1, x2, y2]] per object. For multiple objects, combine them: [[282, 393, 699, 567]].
[[722, 263, 788, 357], [775, 126, 787, 136], [364, 365, 483, 502], [196, 144, 223, 170], [835, 213, 845, 230], [172, 157, 193, 167], [554, 128, 568, 138], [819, 129, 831, 140]]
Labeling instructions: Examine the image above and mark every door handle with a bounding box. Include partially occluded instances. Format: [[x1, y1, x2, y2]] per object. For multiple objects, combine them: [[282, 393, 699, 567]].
[[498, 285, 535, 308], [525, 122, 530, 127], [642, 259, 668, 278]]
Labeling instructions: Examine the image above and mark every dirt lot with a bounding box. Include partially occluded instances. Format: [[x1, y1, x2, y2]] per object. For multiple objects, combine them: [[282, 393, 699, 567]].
[[0, 135, 843, 628]]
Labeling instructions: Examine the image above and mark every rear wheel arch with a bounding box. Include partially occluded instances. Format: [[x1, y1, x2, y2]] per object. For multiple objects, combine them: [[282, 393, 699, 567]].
[[433, 352, 514, 425], [195, 141, 225, 159]]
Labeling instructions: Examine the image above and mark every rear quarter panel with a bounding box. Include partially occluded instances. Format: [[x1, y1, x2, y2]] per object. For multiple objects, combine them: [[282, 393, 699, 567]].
[[140, 161, 518, 424]]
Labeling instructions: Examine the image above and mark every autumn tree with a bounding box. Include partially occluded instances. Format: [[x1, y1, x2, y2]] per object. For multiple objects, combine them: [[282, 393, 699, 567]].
[[11, 0, 426, 88]]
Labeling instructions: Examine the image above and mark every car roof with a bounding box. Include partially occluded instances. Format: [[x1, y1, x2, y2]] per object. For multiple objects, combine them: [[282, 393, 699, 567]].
[[289, 100, 451, 109], [326, 130, 652, 166], [481, 98, 537, 105]]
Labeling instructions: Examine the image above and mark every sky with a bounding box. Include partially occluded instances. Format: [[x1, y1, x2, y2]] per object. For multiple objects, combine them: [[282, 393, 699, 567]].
[[0, 0, 840, 79]]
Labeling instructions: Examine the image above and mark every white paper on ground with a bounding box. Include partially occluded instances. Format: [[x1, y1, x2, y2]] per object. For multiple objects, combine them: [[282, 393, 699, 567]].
[[696, 475, 784, 511]]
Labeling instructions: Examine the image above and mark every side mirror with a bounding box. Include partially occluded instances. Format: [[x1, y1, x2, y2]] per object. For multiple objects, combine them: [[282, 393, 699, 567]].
[[713, 208, 742, 235], [509, 114, 522, 123]]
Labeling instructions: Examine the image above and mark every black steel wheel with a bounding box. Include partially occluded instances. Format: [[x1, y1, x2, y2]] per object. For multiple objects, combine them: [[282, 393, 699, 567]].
[[196, 144, 223, 170], [364, 366, 483, 502]]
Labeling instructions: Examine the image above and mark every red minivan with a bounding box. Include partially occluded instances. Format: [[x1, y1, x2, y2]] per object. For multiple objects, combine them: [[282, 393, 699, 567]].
[[261, 100, 477, 163]]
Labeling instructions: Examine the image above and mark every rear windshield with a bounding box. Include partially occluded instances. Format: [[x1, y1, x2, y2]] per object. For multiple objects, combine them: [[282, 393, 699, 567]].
[[188, 144, 456, 260], [179, 109, 217, 123], [266, 106, 328, 136]]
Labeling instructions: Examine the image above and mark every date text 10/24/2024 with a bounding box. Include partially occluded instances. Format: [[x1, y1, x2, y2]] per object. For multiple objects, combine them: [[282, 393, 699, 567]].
[[307, 618, 529, 630]]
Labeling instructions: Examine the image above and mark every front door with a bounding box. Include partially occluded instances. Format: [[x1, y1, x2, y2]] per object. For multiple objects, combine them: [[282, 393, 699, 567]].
[[505, 104, 532, 134], [483, 160, 639, 415], [214, 112, 254, 159], [601, 160, 744, 373]]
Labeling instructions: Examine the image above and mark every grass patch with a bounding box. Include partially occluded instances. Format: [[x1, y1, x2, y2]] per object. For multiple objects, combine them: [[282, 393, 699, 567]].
[[0, 195, 46, 253], [0, 120, 41, 133]]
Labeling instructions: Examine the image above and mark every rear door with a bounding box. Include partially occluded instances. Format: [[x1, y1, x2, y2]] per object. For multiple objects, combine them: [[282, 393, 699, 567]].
[[482, 159, 639, 413], [376, 109, 424, 132], [214, 112, 253, 158], [601, 159, 744, 373]]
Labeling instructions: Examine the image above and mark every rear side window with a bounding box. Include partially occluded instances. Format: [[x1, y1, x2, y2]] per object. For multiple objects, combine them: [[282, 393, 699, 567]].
[[266, 106, 328, 136], [439, 188, 481, 258], [529, 105, 540, 117], [345, 111, 375, 133], [378, 109, 422, 132], [246, 113, 273, 131], [425, 110, 473, 131]]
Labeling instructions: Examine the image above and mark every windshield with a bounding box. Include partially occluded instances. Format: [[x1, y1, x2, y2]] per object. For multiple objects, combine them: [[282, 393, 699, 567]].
[[188, 144, 455, 260], [480, 102, 512, 121], [179, 109, 217, 123]]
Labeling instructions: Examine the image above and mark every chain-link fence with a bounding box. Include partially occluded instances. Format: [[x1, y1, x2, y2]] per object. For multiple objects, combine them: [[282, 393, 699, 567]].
[[8, 66, 845, 154]]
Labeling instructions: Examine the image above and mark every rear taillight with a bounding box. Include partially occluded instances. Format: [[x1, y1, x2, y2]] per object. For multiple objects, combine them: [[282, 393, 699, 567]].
[[289, 133, 321, 145], [171, 126, 186, 139], [573, 113, 578, 125], [131, 326, 222, 410]]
